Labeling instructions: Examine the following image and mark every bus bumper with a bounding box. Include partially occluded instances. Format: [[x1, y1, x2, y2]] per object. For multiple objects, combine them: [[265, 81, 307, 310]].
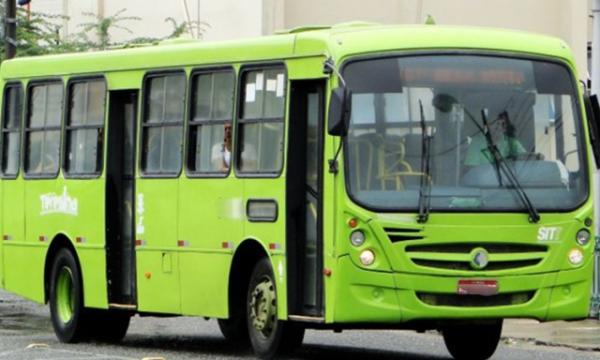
[[332, 255, 592, 324]]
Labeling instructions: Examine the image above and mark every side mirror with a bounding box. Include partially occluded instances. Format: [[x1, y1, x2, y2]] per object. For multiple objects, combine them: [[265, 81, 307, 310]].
[[584, 94, 600, 168], [328, 87, 351, 136]]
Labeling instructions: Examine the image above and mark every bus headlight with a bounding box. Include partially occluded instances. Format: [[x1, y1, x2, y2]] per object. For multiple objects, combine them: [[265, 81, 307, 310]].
[[359, 249, 375, 266], [568, 248, 584, 266], [350, 230, 366, 247], [575, 229, 591, 246]]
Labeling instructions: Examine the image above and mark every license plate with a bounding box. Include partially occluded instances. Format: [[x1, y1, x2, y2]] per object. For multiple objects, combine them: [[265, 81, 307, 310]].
[[457, 279, 499, 296]]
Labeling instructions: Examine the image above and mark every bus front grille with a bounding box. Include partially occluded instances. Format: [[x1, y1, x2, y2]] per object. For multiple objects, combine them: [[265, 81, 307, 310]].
[[404, 242, 547, 271], [384, 227, 424, 242], [417, 291, 535, 307], [412, 259, 541, 271]]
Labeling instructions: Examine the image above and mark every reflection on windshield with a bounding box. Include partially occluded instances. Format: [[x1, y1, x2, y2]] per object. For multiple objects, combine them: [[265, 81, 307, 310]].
[[343, 55, 587, 212]]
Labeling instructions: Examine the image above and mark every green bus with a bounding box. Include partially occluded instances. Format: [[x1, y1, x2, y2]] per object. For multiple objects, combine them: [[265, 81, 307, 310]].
[[0, 23, 599, 360]]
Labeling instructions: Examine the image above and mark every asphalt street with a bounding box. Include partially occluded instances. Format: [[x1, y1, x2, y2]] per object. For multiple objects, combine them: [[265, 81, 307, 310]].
[[1, 290, 600, 360]]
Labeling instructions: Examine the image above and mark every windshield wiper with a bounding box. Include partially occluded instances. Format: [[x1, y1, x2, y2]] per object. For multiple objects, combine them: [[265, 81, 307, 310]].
[[479, 110, 540, 223], [417, 100, 432, 223]]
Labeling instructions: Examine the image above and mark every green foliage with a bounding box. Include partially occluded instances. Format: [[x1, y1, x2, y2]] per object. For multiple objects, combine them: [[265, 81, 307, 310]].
[[164, 17, 210, 39], [0, 6, 209, 62], [0, 2, 85, 62], [79, 8, 141, 50]]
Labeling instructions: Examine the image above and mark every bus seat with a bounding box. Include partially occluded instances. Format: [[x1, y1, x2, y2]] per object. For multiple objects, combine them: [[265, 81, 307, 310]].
[[347, 133, 383, 191]]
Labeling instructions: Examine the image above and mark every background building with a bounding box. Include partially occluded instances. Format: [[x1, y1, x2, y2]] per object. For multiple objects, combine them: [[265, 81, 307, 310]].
[[28, 0, 593, 80]]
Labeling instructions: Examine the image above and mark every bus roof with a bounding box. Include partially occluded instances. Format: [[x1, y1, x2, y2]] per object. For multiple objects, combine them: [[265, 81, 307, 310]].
[[0, 23, 575, 80]]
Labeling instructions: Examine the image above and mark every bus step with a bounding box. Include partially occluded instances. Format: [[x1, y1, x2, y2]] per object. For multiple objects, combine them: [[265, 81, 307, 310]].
[[108, 303, 137, 310], [288, 315, 325, 323]]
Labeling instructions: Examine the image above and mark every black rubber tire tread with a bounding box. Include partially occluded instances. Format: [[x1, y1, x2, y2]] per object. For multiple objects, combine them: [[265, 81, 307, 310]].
[[87, 309, 131, 343], [246, 258, 305, 359], [49, 248, 89, 343], [218, 317, 250, 346], [442, 320, 503, 360], [278, 321, 305, 354]]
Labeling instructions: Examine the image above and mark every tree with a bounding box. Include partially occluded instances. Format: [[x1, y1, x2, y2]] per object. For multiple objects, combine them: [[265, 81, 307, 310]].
[[0, 2, 84, 62], [0, 6, 209, 62], [164, 17, 210, 39], [78, 8, 141, 50]]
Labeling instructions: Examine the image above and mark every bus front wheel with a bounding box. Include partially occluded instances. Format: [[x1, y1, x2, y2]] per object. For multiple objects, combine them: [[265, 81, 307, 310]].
[[442, 320, 503, 360], [49, 248, 89, 343], [246, 258, 305, 359]]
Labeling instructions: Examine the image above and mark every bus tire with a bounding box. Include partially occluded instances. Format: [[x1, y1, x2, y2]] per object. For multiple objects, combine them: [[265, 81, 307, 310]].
[[49, 248, 89, 343], [88, 309, 131, 343], [218, 317, 249, 345], [246, 258, 304, 359], [442, 320, 503, 360]]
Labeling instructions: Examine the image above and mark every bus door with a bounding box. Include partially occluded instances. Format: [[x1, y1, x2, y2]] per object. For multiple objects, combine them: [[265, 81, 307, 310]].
[[105, 90, 137, 306], [287, 80, 325, 317]]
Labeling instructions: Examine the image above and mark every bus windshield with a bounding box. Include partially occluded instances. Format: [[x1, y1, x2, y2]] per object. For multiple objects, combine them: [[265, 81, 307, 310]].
[[343, 55, 588, 212]]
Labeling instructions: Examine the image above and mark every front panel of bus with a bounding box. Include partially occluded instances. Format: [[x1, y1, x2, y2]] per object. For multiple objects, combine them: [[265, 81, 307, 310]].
[[330, 53, 593, 323]]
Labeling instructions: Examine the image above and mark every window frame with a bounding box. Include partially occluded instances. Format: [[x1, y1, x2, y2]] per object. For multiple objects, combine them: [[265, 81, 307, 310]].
[[1, 82, 24, 179], [23, 78, 64, 180], [140, 69, 187, 179], [234, 63, 287, 178], [63, 75, 107, 179], [185, 66, 236, 178]]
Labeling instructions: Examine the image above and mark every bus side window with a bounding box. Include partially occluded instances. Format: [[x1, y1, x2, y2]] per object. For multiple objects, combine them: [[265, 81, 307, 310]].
[[237, 68, 285, 174], [1, 84, 23, 178], [187, 69, 235, 174], [141, 72, 186, 176], [64, 79, 106, 176], [24, 82, 63, 177]]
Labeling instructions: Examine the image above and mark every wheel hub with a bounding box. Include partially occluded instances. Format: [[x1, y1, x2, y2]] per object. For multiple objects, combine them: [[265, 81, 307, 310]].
[[56, 267, 75, 324], [249, 277, 276, 336]]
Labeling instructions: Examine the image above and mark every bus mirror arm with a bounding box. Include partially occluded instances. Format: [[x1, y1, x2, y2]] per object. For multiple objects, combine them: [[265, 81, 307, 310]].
[[584, 94, 600, 168]]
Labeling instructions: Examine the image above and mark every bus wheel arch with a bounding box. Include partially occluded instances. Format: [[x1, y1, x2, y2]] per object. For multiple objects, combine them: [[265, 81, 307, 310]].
[[219, 238, 269, 344], [44, 234, 80, 304], [46, 236, 91, 343], [246, 257, 305, 358]]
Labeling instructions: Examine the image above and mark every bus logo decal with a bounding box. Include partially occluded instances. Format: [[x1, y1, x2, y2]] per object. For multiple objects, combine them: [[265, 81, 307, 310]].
[[40, 186, 78, 216], [537, 227, 561, 242], [469, 247, 489, 270]]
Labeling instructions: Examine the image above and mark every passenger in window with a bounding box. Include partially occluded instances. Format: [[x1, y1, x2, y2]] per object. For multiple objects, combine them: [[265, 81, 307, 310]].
[[240, 141, 258, 171], [464, 111, 526, 166], [211, 122, 232, 171]]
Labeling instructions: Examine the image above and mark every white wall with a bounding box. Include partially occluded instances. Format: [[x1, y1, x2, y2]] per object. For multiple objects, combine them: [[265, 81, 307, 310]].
[[29, 0, 265, 44], [27, 0, 591, 77], [282, 0, 590, 79]]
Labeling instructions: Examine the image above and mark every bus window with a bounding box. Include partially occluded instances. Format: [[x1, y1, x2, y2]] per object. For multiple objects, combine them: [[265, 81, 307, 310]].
[[25, 82, 63, 177], [1, 84, 23, 177], [141, 72, 185, 175], [237, 68, 285, 174], [187, 69, 235, 174], [64, 79, 106, 176]]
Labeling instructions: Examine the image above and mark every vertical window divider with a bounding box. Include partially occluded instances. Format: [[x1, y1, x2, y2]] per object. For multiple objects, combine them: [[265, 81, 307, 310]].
[[209, 73, 216, 120]]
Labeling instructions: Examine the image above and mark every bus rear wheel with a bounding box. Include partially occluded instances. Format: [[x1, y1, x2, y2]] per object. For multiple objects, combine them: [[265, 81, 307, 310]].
[[442, 320, 503, 360], [49, 248, 90, 343], [246, 258, 305, 359]]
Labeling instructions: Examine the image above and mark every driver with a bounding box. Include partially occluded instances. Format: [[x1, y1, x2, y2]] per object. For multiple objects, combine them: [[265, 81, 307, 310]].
[[464, 111, 526, 166]]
